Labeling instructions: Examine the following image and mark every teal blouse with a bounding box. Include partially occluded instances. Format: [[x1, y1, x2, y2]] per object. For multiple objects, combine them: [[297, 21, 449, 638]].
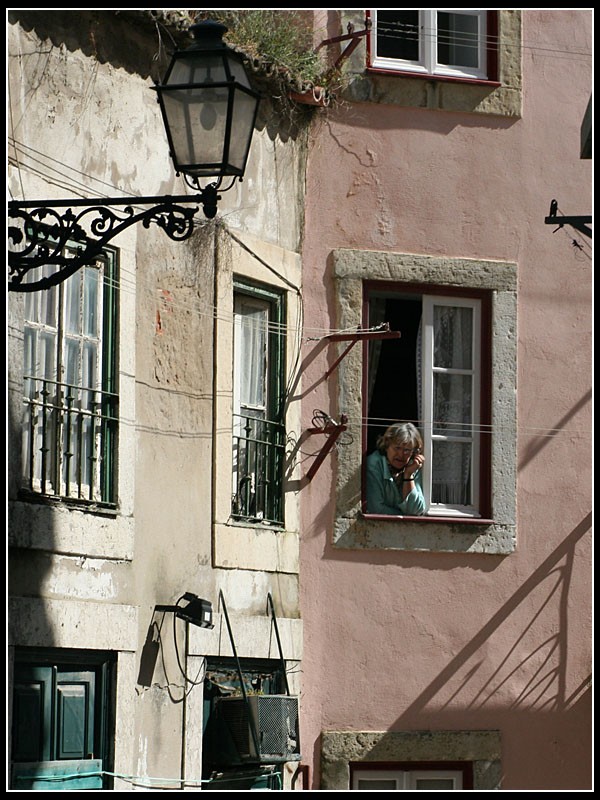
[[365, 450, 426, 516]]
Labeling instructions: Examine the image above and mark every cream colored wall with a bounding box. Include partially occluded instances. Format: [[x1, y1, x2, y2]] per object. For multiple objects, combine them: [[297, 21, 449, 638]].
[[8, 12, 304, 789]]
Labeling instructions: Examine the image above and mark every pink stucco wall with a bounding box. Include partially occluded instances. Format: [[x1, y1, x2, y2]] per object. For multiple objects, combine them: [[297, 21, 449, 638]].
[[299, 10, 591, 790]]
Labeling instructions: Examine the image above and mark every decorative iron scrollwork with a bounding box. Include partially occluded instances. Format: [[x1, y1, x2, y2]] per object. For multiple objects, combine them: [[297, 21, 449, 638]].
[[7, 191, 220, 292]]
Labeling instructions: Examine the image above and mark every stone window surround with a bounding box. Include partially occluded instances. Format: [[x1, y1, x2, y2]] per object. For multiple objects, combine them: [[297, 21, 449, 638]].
[[332, 248, 517, 555], [213, 228, 302, 574], [341, 10, 522, 118], [320, 729, 502, 790]]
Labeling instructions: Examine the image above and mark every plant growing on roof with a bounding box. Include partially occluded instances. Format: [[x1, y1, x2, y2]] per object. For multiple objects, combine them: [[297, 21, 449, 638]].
[[195, 10, 349, 115]]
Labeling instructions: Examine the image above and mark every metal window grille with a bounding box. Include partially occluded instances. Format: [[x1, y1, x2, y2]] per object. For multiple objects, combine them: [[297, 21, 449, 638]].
[[23, 376, 118, 505], [217, 695, 300, 763], [232, 413, 285, 525]]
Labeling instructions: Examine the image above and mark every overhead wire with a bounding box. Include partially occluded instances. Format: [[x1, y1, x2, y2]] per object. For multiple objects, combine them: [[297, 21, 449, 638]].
[[100, 390, 586, 443], [18, 247, 591, 444], [15, 229, 590, 444], [8, 15, 591, 447], [373, 17, 593, 62]]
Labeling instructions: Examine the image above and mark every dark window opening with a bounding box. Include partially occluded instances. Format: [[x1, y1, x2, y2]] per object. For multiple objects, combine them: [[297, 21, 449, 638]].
[[366, 294, 422, 455], [202, 657, 294, 790], [376, 10, 420, 62]]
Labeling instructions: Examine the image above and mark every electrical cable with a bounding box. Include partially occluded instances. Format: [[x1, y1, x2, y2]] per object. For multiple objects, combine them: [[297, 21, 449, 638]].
[[172, 597, 207, 689], [12, 766, 283, 789], [373, 17, 592, 61]]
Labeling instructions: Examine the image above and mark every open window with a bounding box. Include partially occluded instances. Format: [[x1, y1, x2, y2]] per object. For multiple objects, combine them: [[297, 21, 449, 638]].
[[332, 249, 516, 553], [364, 283, 491, 520], [232, 280, 286, 526], [368, 9, 497, 82]]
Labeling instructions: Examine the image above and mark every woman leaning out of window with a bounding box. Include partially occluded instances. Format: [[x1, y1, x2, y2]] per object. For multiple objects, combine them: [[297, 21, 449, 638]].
[[365, 422, 426, 516]]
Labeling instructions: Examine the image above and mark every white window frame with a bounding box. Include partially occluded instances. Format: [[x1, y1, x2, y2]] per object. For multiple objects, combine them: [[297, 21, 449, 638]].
[[352, 767, 464, 790], [421, 295, 481, 518], [233, 293, 270, 433], [370, 9, 488, 81]]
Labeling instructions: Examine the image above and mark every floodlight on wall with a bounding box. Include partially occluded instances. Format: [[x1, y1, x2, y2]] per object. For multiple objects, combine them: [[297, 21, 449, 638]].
[[8, 19, 260, 292], [156, 592, 214, 629]]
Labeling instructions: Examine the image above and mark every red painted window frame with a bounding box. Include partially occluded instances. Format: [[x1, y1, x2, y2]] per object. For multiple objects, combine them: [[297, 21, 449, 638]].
[[365, 9, 500, 86], [361, 281, 493, 523]]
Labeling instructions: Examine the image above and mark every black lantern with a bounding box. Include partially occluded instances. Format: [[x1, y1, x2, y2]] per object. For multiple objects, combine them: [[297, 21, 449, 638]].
[[154, 19, 260, 202], [8, 19, 261, 291]]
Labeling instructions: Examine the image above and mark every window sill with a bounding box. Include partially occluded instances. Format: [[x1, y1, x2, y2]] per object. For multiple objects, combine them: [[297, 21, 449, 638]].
[[334, 513, 515, 555], [361, 512, 495, 526], [366, 67, 501, 88], [343, 68, 520, 117], [229, 515, 285, 532], [17, 488, 118, 517], [8, 497, 133, 560]]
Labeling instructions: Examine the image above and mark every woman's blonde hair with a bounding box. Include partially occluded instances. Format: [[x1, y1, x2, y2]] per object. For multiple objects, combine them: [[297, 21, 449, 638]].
[[376, 422, 423, 453]]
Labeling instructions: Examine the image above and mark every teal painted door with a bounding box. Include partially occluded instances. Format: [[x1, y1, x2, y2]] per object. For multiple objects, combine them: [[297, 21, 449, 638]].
[[12, 662, 106, 790]]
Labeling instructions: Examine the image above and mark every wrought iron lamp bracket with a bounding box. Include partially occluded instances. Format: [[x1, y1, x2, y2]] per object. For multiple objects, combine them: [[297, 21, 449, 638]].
[[8, 185, 221, 292]]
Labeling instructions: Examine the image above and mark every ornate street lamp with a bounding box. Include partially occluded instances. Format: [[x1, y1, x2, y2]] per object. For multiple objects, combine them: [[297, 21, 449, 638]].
[[154, 19, 260, 212], [8, 19, 260, 292]]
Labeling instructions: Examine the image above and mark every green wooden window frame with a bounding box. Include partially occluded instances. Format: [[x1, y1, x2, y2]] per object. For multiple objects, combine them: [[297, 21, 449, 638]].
[[22, 249, 119, 507], [232, 280, 286, 526], [11, 648, 116, 790]]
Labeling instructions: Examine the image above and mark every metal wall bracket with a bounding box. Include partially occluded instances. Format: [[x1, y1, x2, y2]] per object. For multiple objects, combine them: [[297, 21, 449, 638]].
[[314, 18, 372, 70], [302, 325, 399, 480], [321, 324, 401, 379], [305, 412, 348, 481], [290, 19, 371, 107], [545, 198, 592, 238]]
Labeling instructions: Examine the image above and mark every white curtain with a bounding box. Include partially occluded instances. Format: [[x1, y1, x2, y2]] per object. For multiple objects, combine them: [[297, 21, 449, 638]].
[[431, 305, 473, 505], [23, 272, 58, 488], [237, 302, 267, 414]]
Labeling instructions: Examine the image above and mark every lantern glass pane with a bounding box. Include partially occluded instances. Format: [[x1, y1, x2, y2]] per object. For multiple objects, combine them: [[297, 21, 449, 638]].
[[227, 57, 253, 89], [167, 54, 228, 86], [227, 89, 258, 173], [161, 86, 229, 174]]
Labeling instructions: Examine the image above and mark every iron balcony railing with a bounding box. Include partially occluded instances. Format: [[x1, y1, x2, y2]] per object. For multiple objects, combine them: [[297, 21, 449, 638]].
[[23, 375, 118, 505], [232, 413, 285, 526]]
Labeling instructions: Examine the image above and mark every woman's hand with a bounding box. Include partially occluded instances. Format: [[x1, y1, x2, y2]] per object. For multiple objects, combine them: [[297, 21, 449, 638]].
[[403, 451, 425, 478]]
